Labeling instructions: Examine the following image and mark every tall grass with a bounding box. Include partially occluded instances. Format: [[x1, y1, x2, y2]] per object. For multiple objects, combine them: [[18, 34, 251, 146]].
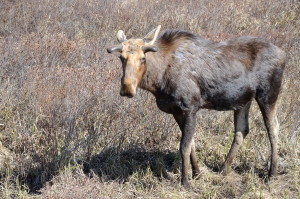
[[0, 0, 299, 198]]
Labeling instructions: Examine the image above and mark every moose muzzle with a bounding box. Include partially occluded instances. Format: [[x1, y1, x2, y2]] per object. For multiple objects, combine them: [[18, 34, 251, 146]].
[[120, 77, 137, 98]]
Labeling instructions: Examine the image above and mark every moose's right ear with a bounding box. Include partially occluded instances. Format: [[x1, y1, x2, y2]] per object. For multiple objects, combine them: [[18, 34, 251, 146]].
[[107, 45, 122, 54], [142, 45, 158, 53], [117, 30, 127, 43]]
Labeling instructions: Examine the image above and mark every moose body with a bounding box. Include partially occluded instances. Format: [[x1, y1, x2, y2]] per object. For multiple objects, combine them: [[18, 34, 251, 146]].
[[107, 26, 286, 187]]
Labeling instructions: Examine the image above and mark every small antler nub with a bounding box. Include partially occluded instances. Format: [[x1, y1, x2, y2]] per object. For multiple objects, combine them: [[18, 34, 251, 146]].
[[117, 30, 127, 43]]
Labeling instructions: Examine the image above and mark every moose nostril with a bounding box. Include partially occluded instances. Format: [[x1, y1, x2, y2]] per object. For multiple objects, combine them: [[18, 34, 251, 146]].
[[120, 89, 135, 98]]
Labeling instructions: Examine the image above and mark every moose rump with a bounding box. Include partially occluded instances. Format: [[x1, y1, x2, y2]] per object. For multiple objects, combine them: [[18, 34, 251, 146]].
[[107, 26, 286, 187]]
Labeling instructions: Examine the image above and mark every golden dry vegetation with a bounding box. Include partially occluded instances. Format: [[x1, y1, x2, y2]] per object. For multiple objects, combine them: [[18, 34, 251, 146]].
[[0, 0, 299, 198]]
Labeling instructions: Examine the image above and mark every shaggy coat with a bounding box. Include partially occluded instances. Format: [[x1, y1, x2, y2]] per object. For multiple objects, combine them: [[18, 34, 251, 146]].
[[107, 27, 286, 187], [140, 30, 285, 113]]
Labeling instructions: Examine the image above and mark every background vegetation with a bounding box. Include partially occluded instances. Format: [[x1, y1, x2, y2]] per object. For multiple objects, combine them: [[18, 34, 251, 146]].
[[0, 0, 299, 198]]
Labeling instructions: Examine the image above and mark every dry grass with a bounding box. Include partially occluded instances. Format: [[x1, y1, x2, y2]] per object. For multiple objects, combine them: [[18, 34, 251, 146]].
[[0, 0, 299, 198]]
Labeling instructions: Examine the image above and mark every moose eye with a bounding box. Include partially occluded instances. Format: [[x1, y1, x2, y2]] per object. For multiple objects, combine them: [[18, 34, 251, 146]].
[[140, 57, 146, 63]]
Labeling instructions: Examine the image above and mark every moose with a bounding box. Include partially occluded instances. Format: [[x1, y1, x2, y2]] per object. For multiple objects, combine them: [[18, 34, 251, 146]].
[[107, 25, 286, 187]]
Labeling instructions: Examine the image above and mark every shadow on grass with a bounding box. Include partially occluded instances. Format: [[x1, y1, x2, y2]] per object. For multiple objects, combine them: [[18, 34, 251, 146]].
[[203, 160, 285, 180], [25, 148, 285, 193], [17, 147, 179, 194], [83, 147, 181, 182], [18, 159, 58, 194]]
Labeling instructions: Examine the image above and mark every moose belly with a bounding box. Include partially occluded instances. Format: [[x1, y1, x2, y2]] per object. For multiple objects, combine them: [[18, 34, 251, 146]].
[[202, 85, 255, 111]]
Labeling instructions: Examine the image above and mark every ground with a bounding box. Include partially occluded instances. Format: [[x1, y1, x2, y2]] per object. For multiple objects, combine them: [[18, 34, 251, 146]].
[[0, 0, 299, 198]]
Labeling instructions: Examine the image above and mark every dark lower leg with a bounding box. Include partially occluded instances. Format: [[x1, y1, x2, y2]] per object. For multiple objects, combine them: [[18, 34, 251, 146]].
[[180, 144, 191, 186], [267, 116, 279, 176], [257, 100, 279, 177], [221, 102, 251, 174], [190, 139, 200, 178], [221, 131, 247, 174], [177, 111, 196, 187]]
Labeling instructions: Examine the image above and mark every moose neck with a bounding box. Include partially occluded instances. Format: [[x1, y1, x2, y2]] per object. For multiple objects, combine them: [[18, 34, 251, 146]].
[[139, 52, 167, 95]]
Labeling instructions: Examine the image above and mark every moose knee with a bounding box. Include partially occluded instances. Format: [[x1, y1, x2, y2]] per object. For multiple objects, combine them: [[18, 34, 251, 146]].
[[180, 143, 192, 157]]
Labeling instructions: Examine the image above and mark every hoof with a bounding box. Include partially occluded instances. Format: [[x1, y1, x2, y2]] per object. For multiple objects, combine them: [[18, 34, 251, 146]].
[[269, 169, 277, 178], [265, 170, 278, 182], [219, 165, 231, 176], [192, 171, 202, 180], [181, 179, 191, 189]]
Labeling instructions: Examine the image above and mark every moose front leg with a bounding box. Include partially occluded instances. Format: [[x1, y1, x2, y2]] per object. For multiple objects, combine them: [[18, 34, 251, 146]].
[[190, 138, 201, 179], [173, 111, 198, 187]]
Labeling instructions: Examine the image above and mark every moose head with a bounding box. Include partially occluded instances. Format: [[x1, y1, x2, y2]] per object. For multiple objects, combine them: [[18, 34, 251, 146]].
[[107, 25, 161, 97]]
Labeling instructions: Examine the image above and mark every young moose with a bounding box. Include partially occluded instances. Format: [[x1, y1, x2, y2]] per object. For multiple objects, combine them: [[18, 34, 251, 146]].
[[107, 25, 286, 187]]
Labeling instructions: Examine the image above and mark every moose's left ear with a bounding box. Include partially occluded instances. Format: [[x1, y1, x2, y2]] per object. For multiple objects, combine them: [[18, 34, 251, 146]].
[[143, 25, 161, 45]]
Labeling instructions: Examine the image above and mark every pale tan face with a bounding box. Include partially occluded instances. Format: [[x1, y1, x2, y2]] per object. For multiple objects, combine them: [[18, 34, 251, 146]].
[[119, 39, 147, 98], [107, 25, 161, 98]]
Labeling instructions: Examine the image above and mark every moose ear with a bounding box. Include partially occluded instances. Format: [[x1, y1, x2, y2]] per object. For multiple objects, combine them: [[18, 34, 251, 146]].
[[144, 25, 161, 45], [142, 45, 158, 53], [117, 30, 127, 43], [107, 45, 122, 54]]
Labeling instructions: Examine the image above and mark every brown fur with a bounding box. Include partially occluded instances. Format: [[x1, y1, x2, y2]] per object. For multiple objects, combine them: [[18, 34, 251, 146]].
[[158, 31, 198, 56], [107, 28, 286, 187]]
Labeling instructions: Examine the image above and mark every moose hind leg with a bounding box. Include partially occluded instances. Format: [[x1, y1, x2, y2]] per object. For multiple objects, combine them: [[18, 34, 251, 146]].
[[256, 99, 279, 177], [220, 101, 251, 175]]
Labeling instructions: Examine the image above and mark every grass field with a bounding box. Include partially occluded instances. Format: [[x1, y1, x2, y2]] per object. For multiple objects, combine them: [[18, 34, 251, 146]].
[[0, 0, 299, 198]]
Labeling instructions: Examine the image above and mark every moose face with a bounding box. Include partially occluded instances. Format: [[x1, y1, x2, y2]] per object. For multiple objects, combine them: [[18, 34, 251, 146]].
[[117, 39, 151, 98], [107, 26, 161, 98]]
